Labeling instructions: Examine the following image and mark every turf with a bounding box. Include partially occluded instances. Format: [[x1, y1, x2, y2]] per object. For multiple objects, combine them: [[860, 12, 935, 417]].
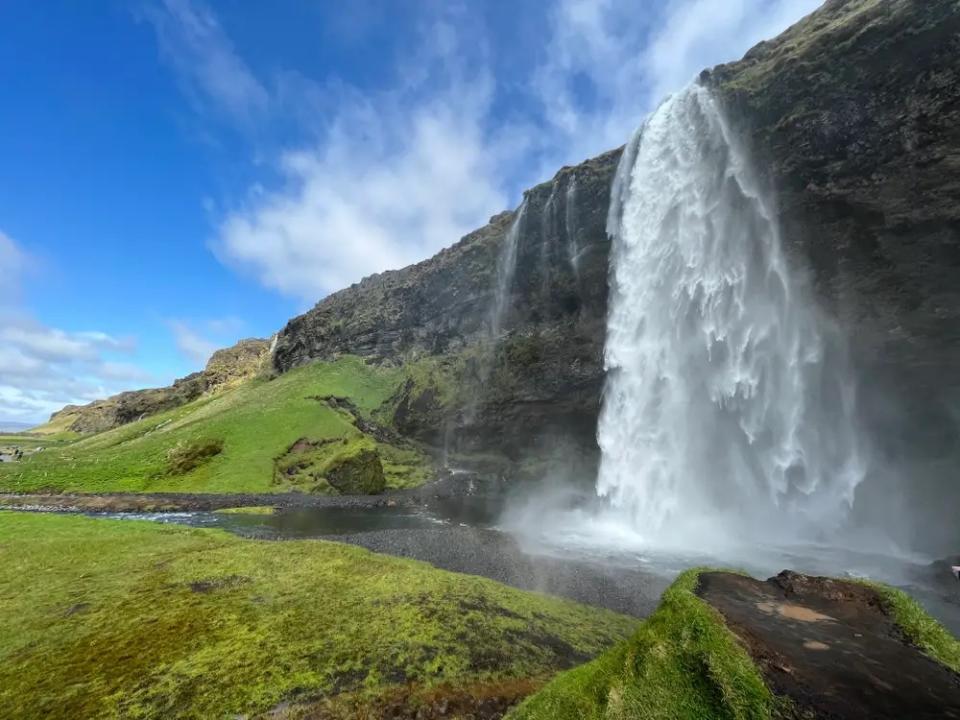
[[0, 357, 431, 494], [863, 581, 960, 673], [508, 568, 774, 720], [0, 511, 637, 720]]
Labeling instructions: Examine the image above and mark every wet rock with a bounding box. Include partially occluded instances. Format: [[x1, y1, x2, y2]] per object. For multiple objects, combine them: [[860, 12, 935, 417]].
[[324, 447, 386, 495]]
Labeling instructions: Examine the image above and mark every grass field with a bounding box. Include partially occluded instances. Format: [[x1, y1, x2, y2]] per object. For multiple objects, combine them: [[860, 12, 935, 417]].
[[0, 511, 637, 720], [0, 357, 431, 495]]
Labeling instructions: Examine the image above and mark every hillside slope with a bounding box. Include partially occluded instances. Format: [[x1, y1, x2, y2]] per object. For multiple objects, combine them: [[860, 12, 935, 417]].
[[35, 338, 272, 436], [1, 357, 429, 494]]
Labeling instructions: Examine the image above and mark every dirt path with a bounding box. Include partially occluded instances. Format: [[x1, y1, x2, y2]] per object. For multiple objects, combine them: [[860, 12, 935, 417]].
[[697, 570, 960, 719]]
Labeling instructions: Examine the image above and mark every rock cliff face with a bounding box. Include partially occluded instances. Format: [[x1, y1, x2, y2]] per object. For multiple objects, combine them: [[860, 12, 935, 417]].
[[50, 338, 272, 434], [273, 0, 959, 483], [274, 150, 621, 458]]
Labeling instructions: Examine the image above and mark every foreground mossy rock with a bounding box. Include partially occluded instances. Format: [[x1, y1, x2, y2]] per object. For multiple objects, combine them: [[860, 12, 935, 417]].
[[275, 437, 386, 495], [510, 568, 960, 720]]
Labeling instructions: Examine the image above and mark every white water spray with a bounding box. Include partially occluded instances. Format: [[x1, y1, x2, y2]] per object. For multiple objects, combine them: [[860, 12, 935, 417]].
[[597, 85, 865, 547]]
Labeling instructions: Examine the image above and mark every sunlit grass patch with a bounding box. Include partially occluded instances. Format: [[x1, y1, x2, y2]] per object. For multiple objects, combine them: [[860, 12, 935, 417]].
[[0, 512, 636, 720], [0, 357, 432, 495]]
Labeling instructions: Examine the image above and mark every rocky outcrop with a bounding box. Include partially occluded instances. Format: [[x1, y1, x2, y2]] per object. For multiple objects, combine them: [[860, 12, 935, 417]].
[[274, 151, 621, 457], [49, 337, 272, 434]]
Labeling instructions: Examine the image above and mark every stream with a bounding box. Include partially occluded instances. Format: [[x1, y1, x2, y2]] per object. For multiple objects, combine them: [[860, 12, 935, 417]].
[[56, 477, 960, 635]]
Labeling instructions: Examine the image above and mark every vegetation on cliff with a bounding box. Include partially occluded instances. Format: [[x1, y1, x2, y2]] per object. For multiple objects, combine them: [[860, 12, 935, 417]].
[[0, 357, 430, 495], [0, 512, 637, 719]]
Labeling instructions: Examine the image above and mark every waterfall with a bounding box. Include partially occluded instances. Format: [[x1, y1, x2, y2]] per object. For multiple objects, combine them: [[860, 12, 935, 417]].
[[490, 201, 527, 339], [565, 175, 580, 276], [597, 84, 865, 546]]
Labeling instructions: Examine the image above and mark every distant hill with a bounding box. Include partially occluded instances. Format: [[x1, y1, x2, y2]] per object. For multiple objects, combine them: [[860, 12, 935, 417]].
[[0, 421, 34, 433]]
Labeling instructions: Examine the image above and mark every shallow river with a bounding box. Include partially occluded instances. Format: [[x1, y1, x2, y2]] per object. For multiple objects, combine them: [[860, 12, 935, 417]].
[[84, 485, 960, 635]]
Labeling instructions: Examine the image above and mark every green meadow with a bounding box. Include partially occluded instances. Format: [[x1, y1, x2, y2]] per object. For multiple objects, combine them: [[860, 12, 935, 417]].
[[0, 512, 637, 719]]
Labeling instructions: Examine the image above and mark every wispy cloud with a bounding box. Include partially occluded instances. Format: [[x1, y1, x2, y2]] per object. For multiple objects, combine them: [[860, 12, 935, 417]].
[[149, 0, 822, 304], [0, 232, 154, 425], [212, 16, 510, 301], [168, 320, 219, 366], [141, 0, 268, 125], [167, 316, 248, 367]]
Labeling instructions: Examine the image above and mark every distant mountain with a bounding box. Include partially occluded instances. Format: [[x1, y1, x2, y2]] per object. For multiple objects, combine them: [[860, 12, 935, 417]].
[[0, 421, 34, 433]]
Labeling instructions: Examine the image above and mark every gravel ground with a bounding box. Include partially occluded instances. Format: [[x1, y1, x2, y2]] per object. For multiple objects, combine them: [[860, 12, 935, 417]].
[[327, 526, 671, 617]]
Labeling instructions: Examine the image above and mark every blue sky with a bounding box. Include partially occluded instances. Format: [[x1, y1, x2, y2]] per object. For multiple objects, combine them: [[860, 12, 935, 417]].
[[0, 0, 820, 424]]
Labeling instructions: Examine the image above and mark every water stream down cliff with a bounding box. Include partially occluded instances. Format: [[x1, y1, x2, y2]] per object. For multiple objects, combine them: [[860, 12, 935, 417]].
[[597, 85, 867, 547]]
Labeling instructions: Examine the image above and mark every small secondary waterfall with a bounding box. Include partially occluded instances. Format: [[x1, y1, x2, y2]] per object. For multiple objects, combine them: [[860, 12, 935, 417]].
[[490, 201, 527, 339], [597, 84, 865, 546], [565, 174, 580, 277]]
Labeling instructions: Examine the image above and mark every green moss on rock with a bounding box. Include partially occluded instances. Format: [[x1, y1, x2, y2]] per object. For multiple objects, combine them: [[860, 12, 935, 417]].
[[274, 436, 386, 495], [508, 569, 773, 720]]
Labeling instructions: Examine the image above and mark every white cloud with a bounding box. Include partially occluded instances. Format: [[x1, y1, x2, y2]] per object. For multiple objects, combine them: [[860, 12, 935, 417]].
[[142, 0, 269, 125], [212, 16, 509, 301], [0, 233, 154, 425], [168, 320, 219, 366], [531, 0, 822, 172], [152, 0, 823, 304], [167, 316, 249, 367]]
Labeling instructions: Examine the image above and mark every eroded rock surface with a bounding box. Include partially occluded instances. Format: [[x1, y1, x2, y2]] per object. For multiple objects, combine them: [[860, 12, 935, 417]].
[[697, 570, 960, 719]]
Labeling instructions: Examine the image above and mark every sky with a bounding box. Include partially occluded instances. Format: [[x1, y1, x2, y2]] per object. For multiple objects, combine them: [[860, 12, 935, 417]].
[[0, 0, 821, 425]]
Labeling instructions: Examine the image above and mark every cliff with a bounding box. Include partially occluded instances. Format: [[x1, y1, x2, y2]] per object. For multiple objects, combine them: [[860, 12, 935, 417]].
[[45, 338, 272, 434], [274, 150, 622, 458]]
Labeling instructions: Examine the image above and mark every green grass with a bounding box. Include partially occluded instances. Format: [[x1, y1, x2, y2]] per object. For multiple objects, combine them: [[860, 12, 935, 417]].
[[0, 511, 636, 720], [862, 581, 960, 673], [509, 569, 773, 720], [0, 357, 432, 495]]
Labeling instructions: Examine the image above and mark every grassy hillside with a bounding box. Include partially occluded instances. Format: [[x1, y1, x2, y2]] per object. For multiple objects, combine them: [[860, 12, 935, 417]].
[[0, 512, 637, 720], [0, 357, 430, 495]]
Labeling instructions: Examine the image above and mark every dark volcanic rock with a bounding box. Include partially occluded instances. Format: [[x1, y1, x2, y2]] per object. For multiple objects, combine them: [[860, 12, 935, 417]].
[[697, 570, 960, 719]]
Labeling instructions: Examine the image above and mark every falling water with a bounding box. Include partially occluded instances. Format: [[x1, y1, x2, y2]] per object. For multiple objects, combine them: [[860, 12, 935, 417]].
[[565, 175, 580, 276], [490, 201, 527, 339], [597, 84, 865, 547]]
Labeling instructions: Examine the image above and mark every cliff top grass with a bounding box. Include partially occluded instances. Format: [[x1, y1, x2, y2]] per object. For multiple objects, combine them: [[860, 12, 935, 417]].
[[508, 568, 773, 720], [0, 357, 430, 495], [0, 511, 637, 720]]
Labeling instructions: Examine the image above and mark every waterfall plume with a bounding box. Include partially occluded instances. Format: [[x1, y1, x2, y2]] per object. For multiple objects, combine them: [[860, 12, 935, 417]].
[[597, 84, 866, 547]]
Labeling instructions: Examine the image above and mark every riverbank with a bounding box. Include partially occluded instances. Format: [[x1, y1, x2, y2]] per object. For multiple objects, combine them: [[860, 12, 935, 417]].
[[0, 511, 637, 719]]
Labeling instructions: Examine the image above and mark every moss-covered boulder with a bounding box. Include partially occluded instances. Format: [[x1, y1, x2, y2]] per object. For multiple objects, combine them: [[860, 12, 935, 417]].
[[323, 445, 386, 494], [274, 437, 386, 495], [510, 568, 960, 720]]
